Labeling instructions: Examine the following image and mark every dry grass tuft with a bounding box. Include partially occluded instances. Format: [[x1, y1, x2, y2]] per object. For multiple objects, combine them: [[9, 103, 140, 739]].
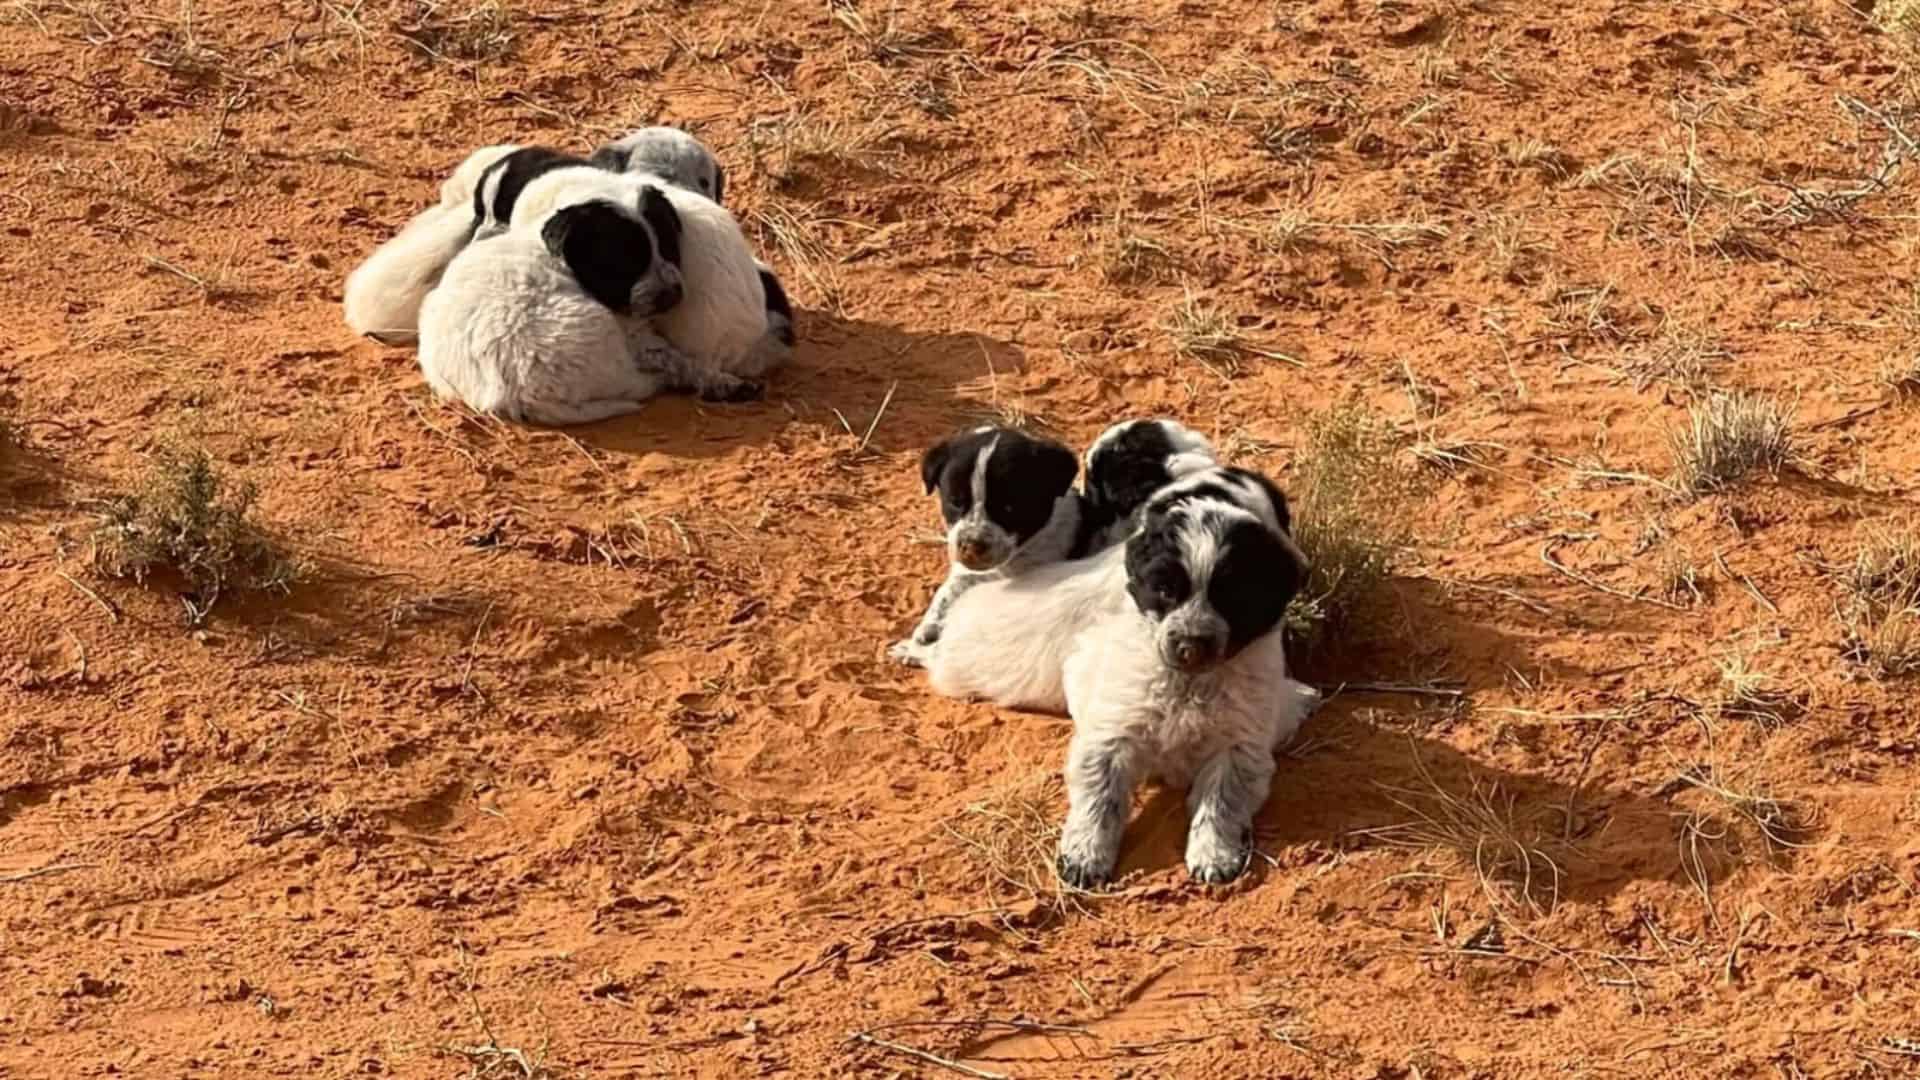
[[91, 442, 301, 624], [942, 770, 1083, 913], [1716, 647, 1805, 727], [1835, 527, 1920, 677], [396, 0, 515, 63], [1287, 404, 1423, 651], [1668, 390, 1793, 499], [1360, 745, 1567, 917], [1162, 290, 1297, 376], [1672, 758, 1819, 913], [1097, 210, 1177, 285], [1626, 319, 1727, 392]]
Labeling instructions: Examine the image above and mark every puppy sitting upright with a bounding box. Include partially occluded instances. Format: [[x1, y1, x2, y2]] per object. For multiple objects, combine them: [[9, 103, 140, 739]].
[[891, 426, 1083, 666], [1057, 466, 1318, 889]]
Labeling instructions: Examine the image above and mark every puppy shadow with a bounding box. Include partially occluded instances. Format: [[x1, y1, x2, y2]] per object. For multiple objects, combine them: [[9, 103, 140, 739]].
[[564, 310, 1025, 461]]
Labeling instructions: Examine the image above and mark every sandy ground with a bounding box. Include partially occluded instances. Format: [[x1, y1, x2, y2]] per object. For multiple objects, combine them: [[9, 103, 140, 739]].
[[4, 0, 1920, 1076]]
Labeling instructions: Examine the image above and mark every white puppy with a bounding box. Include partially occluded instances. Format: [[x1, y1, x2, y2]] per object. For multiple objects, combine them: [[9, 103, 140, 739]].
[[510, 166, 784, 400], [415, 191, 686, 426], [1056, 467, 1317, 888], [343, 143, 519, 344]]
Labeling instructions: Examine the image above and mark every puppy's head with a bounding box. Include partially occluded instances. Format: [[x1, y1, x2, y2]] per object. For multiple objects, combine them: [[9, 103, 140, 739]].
[[440, 144, 522, 210], [541, 198, 684, 316], [1123, 467, 1307, 674], [1084, 418, 1217, 520], [919, 426, 1079, 572], [590, 126, 726, 205], [472, 147, 592, 241]]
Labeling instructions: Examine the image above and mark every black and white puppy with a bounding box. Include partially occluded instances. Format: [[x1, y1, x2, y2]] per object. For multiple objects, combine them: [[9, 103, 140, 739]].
[[894, 420, 1216, 667], [416, 188, 689, 426], [593, 125, 797, 350], [507, 165, 784, 402], [1056, 466, 1317, 889]]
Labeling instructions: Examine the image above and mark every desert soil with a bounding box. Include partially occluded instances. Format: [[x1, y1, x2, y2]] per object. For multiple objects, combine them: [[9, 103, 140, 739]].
[[5, 0, 1920, 1076]]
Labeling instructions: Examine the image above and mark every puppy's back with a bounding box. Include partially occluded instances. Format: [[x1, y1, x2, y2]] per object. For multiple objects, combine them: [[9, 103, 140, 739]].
[[344, 203, 476, 343], [927, 546, 1131, 713]]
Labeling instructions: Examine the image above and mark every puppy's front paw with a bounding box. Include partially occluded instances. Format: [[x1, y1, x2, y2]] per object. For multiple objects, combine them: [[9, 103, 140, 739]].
[[1185, 831, 1252, 886], [888, 638, 927, 667], [700, 378, 764, 404], [1056, 851, 1113, 891]]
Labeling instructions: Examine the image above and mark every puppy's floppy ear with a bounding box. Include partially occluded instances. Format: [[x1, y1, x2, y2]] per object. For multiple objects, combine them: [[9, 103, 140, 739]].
[[542, 199, 655, 313], [920, 436, 957, 495], [588, 144, 629, 171], [712, 164, 726, 205], [1033, 436, 1081, 497], [1244, 471, 1293, 535], [637, 184, 684, 268]]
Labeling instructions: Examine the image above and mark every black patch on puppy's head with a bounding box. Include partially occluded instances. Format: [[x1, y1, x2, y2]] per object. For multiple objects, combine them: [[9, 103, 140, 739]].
[[1147, 465, 1293, 536], [712, 164, 726, 206], [1124, 508, 1193, 619], [920, 427, 1079, 540], [1208, 515, 1304, 655], [541, 199, 657, 314], [1086, 420, 1188, 518], [475, 146, 589, 227], [637, 185, 683, 270]]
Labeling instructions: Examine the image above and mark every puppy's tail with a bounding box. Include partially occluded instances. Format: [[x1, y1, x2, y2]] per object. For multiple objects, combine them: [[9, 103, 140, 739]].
[[344, 203, 478, 344]]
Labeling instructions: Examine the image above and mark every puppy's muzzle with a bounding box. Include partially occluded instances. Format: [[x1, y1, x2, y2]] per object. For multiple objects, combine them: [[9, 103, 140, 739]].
[[1165, 632, 1224, 674], [955, 539, 996, 571], [648, 280, 684, 315]]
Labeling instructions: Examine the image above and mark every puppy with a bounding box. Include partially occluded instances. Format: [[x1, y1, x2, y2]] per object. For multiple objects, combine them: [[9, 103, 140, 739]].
[[415, 191, 687, 426], [509, 166, 782, 401], [591, 125, 726, 204], [343, 143, 519, 344], [1056, 466, 1316, 889], [892, 426, 1085, 666], [899, 420, 1217, 670], [593, 125, 798, 349]]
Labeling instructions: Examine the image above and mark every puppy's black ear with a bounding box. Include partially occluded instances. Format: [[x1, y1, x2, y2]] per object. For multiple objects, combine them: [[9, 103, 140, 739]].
[[588, 144, 630, 171], [472, 154, 512, 223], [920, 437, 956, 495], [637, 185, 684, 269], [542, 200, 655, 313], [1033, 437, 1081, 497], [712, 164, 726, 205]]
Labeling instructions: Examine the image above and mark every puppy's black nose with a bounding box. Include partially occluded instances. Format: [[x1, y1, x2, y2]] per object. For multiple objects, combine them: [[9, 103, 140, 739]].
[[1170, 636, 1215, 672], [652, 281, 684, 314]]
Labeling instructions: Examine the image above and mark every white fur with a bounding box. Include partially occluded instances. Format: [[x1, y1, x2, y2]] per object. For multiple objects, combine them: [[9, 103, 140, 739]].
[[925, 545, 1134, 713], [415, 224, 679, 428], [343, 144, 519, 344], [1058, 612, 1318, 886], [510, 167, 787, 386]]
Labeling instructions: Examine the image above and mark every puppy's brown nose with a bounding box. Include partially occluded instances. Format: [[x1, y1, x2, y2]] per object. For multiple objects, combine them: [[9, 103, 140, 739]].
[[957, 541, 990, 567]]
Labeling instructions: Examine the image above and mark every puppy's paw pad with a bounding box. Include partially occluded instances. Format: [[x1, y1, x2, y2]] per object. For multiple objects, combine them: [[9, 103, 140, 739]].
[[700, 379, 764, 404], [1055, 852, 1113, 891]]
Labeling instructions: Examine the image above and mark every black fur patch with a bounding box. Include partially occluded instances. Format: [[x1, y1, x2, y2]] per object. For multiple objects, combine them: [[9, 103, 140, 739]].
[[712, 164, 726, 205], [1123, 512, 1193, 618], [541, 199, 657, 314], [587, 144, 630, 171], [476, 147, 590, 227], [1149, 466, 1293, 534], [758, 267, 796, 346], [920, 427, 1078, 541], [1209, 517, 1304, 655], [637, 185, 684, 271], [1086, 420, 1185, 519]]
